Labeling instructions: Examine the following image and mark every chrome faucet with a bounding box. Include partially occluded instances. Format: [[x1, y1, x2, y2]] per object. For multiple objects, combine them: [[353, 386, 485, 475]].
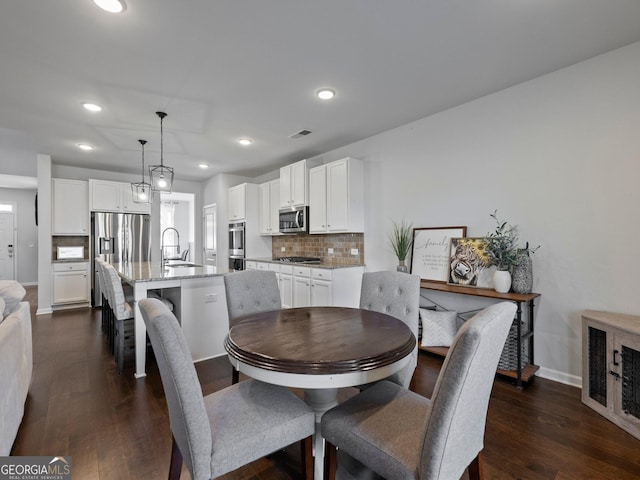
[[161, 227, 180, 265]]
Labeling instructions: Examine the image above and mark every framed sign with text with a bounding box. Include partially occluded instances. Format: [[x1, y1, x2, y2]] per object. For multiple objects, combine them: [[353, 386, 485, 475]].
[[410, 226, 467, 282]]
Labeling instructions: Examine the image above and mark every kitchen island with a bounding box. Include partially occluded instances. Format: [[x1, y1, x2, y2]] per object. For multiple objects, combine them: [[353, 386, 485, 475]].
[[113, 261, 229, 378]]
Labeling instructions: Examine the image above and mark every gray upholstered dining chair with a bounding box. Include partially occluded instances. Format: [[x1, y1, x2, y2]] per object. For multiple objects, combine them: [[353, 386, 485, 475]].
[[138, 298, 315, 480], [223, 270, 282, 384], [321, 302, 517, 480], [103, 263, 136, 373], [359, 270, 420, 389]]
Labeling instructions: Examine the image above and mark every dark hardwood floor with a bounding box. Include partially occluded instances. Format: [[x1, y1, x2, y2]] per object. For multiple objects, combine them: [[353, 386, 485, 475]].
[[12, 286, 640, 479]]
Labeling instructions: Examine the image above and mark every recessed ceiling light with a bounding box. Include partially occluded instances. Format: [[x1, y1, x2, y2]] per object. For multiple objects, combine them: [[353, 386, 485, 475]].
[[237, 138, 253, 146], [316, 88, 336, 100], [83, 102, 102, 112], [93, 0, 126, 13], [198, 163, 209, 169], [77, 143, 94, 151]]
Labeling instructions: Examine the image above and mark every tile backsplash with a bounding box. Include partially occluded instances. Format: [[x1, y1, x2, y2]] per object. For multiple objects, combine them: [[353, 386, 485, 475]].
[[52, 236, 90, 260], [272, 233, 364, 265]]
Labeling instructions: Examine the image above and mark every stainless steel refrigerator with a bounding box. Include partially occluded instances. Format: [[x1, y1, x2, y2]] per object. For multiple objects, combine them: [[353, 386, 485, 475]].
[[91, 212, 151, 306]]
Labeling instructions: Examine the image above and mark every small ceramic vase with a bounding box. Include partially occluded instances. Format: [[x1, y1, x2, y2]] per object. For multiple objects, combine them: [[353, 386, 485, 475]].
[[493, 270, 512, 293]]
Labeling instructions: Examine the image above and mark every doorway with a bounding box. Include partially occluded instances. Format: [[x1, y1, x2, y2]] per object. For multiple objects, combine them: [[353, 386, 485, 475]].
[[203, 204, 217, 266], [0, 204, 16, 280]]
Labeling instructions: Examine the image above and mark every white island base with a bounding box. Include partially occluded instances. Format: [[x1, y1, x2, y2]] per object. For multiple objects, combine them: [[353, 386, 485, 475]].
[[114, 262, 229, 378]]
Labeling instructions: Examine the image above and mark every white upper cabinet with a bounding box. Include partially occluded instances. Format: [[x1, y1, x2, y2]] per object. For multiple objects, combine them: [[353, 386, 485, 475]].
[[89, 179, 150, 214], [259, 179, 281, 235], [309, 157, 364, 234], [52, 178, 88, 235], [309, 166, 327, 233], [90, 179, 120, 212], [227, 183, 260, 222], [280, 159, 308, 208], [121, 184, 151, 213], [228, 183, 248, 221]]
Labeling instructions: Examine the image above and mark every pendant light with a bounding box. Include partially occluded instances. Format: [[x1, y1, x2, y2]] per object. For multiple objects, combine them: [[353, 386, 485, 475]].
[[149, 111, 174, 193], [131, 139, 152, 203]]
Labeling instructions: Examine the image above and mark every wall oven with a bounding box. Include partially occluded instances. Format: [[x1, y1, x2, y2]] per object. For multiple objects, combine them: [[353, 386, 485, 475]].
[[279, 206, 309, 233], [228, 221, 245, 271]]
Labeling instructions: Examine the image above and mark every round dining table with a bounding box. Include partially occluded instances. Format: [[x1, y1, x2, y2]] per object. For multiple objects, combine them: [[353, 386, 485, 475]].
[[224, 306, 416, 480]]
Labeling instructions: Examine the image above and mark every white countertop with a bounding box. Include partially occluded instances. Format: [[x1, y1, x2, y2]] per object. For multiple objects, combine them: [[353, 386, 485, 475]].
[[246, 257, 365, 269], [113, 261, 227, 283]]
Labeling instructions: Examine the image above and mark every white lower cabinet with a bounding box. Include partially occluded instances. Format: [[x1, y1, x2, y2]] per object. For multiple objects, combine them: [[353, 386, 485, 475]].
[[279, 265, 293, 308], [241, 262, 364, 308], [311, 269, 332, 306], [293, 266, 311, 307], [52, 262, 90, 305]]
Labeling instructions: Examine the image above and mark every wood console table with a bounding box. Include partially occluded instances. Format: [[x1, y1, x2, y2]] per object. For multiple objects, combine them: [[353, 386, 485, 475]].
[[419, 280, 541, 387]]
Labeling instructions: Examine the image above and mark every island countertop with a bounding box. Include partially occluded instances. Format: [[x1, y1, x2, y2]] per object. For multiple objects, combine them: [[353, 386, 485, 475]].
[[112, 261, 228, 283]]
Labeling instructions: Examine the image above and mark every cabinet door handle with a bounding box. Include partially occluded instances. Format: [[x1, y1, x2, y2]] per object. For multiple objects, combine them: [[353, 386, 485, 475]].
[[609, 370, 621, 380], [613, 349, 620, 366]]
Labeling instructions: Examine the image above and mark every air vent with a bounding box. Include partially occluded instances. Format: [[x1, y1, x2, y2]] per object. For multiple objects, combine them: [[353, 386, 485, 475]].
[[289, 129, 312, 139]]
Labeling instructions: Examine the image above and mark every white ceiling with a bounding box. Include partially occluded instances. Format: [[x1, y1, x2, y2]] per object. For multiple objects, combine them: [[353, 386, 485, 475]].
[[1, 1, 640, 182]]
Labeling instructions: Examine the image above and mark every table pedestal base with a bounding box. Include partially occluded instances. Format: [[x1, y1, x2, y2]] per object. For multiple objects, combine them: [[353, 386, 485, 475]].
[[304, 388, 339, 480]]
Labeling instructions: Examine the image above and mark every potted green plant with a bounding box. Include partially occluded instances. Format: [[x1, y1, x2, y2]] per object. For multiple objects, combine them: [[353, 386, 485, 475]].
[[484, 210, 519, 292], [388, 219, 413, 272]]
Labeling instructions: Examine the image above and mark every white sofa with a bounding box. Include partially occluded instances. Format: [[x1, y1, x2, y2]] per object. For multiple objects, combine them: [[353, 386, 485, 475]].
[[0, 281, 33, 456]]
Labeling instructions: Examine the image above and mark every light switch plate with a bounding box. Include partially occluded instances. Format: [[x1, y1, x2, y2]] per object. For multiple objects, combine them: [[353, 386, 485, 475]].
[[281, 247, 286, 251], [328, 248, 334, 254], [351, 248, 359, 255]]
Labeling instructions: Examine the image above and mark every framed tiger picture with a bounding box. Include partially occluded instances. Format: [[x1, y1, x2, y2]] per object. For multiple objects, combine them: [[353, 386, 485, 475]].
[[447, 237, 495, 288]]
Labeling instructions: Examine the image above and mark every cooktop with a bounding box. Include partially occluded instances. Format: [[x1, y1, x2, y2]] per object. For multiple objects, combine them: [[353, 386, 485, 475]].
[[275, 256, 322, 264]]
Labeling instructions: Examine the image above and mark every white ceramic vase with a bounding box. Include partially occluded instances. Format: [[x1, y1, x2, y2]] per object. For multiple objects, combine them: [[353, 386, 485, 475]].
[[493, 270, 512, 293]]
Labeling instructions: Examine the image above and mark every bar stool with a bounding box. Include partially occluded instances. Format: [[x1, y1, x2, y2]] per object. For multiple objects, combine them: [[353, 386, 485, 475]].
[[103, 264, 135, 373]]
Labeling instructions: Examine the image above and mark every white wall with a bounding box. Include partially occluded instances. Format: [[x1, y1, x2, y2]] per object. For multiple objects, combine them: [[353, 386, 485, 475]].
[[36, 155, 52, 314], [0, 188, 38, 284], [0, 128, 37, 177], [202, 173, 253, 269], [300, 41, 640, 385]]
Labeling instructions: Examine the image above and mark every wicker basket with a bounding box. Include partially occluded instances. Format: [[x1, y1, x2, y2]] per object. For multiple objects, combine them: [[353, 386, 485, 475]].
[[498, 319, 528, 371]]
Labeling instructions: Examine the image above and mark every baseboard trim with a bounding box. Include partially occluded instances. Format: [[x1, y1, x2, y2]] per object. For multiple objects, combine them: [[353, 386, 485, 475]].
[[36, 307, 53, 315], [194, 352, 227, 363], [537, 366, 582, 388]]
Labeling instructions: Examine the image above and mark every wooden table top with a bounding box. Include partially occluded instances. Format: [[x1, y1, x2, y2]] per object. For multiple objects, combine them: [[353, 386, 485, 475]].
[[225, 306, 416, 375]]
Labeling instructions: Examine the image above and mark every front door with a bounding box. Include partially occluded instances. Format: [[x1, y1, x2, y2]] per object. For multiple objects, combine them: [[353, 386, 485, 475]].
[[203, 204, 217, 266], [0, 212, 16, 280]]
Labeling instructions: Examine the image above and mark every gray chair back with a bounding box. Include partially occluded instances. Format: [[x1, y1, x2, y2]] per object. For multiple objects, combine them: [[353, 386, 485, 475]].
[[359, 271, 420, 387], [420, 301, 516, 479], [139, 298, 213, 480], [103, 263, 133, 320], [97, 260, 113, 307], [94, 257, 107, 298], [223, 270, 282, 325]]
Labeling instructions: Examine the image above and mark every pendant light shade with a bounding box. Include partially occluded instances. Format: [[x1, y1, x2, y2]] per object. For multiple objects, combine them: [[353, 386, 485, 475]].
[[131, 139, 152, 203], [149, 111, 174, 193]]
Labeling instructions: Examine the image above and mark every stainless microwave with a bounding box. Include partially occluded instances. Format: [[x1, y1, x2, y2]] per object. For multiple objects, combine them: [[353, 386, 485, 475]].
[[279, 206, 309, 233]]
